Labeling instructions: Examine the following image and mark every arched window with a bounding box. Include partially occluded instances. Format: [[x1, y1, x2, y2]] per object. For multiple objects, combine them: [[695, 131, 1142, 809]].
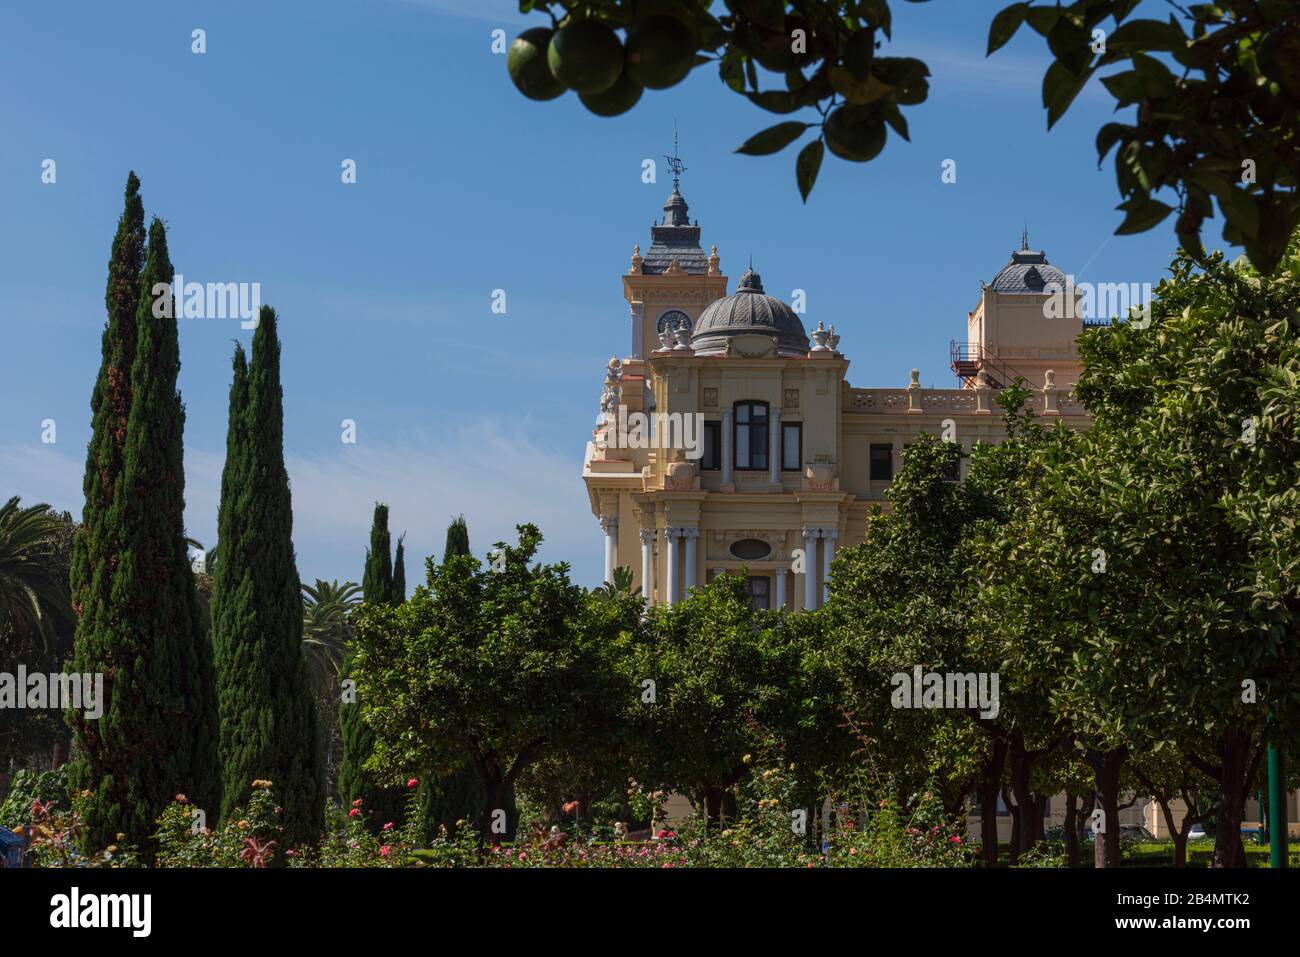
[[734, 400, 768, 470]]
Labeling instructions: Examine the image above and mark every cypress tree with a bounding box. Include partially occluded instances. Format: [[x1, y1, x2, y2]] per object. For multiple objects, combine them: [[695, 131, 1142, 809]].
[[68, 209, 220, 850], [338, 503, 402, 827], [392, 535, 406, 604], [211, 307, 323, 846], [360, 504, 393, 604], [443, 514, 469, 563], [417, 515, 486, 839]]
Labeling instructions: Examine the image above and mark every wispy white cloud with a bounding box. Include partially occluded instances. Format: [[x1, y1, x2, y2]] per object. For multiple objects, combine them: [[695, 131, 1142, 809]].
[[1, 414, 600, 589]]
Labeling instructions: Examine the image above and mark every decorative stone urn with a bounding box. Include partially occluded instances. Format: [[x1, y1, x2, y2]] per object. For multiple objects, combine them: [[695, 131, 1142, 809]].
[[810, 321, 831, 352]]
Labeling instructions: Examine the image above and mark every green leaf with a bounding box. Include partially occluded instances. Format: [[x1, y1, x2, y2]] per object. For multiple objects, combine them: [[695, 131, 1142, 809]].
[[1114, 195, 1175, 234], [796, 139, 824, 203], [1025, 6, 1061, 37], [1095, 121, 1134, 160], [745, 90, 804, 114], [1043, 60, 1093, 129], [988, 2, 1030, 55], [880, 104, 911, 141], [1106, 18, 1188, 54], [735, 121, 810, 156]]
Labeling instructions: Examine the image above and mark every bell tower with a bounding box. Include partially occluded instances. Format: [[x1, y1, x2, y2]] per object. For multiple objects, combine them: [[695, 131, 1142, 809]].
[[622, 140, 728, 360]]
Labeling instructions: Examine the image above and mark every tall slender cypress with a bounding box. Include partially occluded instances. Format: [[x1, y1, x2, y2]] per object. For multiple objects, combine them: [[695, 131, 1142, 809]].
[[392, 535, 406, 604], [211, 307, 323, 846], [443, 515, 469, 563], [360, 504, 393, 604], [338, 503, 401, 826], [68, 210, 220, 850]]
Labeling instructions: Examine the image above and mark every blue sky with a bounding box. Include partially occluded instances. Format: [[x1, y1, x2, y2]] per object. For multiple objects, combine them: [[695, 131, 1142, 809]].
[[0, 0, 1200, 588]]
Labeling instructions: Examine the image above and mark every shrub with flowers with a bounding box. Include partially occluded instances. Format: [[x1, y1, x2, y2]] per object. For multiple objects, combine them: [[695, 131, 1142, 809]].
[[155, 780, 284, 868]]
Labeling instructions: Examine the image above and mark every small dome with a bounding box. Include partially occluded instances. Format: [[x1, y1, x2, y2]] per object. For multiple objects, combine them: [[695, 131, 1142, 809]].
[[990, 249, 1067, 294], [691, 265, 810, 356]]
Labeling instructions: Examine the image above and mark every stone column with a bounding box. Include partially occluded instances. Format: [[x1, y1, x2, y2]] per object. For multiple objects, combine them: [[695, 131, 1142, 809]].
[[683, 528, 699, 595], [721, 411, 733, 484], [802, 527, 819, 611], [769, 407, 781, 485], [600, 516, 618, 585], [775, 568, 788, 609], [821, 526, 837, 605], [665, 527, 680, 605], [639, 528, 655, 602], [630, 301, 645, 359]]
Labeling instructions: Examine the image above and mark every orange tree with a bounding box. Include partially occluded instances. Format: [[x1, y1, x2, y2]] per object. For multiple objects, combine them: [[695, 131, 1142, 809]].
[[508, 1, 1299, 272]]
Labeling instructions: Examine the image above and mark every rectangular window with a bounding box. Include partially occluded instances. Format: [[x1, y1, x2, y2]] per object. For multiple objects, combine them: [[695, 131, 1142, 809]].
[[869, 443, 893, 481], [781, 422, 801, 471], [701, 421, 720, 471], [745, 575, 771, 611], [734, 401, 768, 470]]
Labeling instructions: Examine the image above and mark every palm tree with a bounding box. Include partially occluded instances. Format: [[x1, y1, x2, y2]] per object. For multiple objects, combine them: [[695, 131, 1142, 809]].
[[0, 497, 72, 655], [301, 579, 361, 696]]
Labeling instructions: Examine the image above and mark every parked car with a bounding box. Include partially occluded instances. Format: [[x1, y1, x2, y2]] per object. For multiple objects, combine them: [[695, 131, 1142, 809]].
[[1187, 824, 1207, 840]]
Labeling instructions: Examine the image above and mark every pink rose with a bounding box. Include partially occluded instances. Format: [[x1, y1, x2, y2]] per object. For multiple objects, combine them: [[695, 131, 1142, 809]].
[[407, 778, 418, 789], [383, 822, 395, 831], [380, 845, 391, 857], [349, 808, 360, 818]]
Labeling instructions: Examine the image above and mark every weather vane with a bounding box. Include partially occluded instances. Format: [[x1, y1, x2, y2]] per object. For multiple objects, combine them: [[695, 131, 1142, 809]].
[[665, 124, 687, 189]]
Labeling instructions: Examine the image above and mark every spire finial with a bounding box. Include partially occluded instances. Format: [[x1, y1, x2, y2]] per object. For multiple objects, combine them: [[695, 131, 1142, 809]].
[[1021, 224, 1030, 251], [665, 122, 687, 190]]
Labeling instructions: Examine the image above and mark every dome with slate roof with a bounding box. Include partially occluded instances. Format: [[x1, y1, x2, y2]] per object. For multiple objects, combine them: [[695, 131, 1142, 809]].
[[691, 264, 810, 356], [989, 245, 1067, 294]]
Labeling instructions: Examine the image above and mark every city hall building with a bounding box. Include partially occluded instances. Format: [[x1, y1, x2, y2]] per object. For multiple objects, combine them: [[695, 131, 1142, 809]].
[[583, 175, 1089, 611], [584, 172, 1300, 841]]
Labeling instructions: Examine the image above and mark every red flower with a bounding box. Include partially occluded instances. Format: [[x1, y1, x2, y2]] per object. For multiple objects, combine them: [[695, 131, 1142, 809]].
[[240, 836, 277, 868], [351, 798, 363, 808], [407, 778, 418, 789], [380, 845, 392, 857], [349, 808, 360, 818], [949, 836, 962, 844]]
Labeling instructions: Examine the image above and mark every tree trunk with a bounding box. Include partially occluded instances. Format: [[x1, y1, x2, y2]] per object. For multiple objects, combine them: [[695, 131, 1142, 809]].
[[1077, 791, 1095, 854], [1212, 728, 1255, 869], [979, 738, 1007, 867], [1086, 747, 1126, 868], [1064, 791, 1081, 867], [1003, 783, 1021, 865], [1007, 732, 1044, 854], [51, 734, 70, 768], [478, 778, 511, 845]]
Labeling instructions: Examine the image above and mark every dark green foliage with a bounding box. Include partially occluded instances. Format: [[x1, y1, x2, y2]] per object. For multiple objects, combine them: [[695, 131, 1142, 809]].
[[392, 536, 406, 604], [361, 504, 393, 605], [416, 515, 486, 838], [211, 307, 323, 846], [443, 514, 469, 563], [338, 503, 402, 828], [67, 205, 220, 852]]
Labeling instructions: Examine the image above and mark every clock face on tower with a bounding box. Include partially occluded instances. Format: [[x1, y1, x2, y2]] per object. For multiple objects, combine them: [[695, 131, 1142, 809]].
[[656, 309, 692, 334]]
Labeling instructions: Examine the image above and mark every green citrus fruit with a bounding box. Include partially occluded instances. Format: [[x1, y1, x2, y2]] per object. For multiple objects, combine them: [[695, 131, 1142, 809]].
[[580, 70, 645, 116], [508, 27, 564, 101], [898, 77, 928, 105], [627, 15, 696, 89], [547, 19, 625, 94], [824, 107, 887, 163]]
